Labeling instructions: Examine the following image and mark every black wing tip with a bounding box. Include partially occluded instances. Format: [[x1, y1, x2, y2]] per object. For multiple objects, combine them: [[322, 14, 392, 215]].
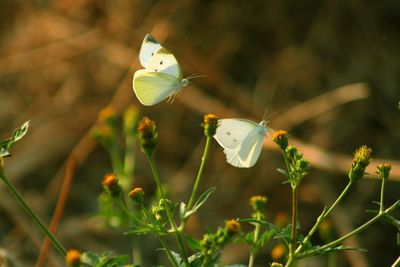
[[145, 34, 159, 44]]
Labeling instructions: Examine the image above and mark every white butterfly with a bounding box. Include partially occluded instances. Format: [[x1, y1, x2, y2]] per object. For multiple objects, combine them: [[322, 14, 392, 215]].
[[133, 34, 188, 106], [213, 119, 268, 168]]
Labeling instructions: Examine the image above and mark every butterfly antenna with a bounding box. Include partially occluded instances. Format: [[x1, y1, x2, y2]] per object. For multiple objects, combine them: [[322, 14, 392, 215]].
[[187, 73, 207, 80]]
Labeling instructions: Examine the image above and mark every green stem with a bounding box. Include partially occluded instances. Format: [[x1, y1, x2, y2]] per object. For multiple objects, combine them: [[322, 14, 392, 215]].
[[187, 136, 212, 210], [248, 214, 261, 267], [295, 182, 353, 254], [0, 171, 66, 257], [379, 178, 386, 214], [286, 181, 353, 267], [290, 186, 298, 257], [147, 155, 190, 267], [299, 200, 400, 259]]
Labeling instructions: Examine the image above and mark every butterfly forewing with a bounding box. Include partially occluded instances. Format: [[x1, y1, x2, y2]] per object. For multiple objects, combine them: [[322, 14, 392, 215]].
[[139, 34, 162, 68], [146, 48, 182, 79], [214, 119, 259, 149]]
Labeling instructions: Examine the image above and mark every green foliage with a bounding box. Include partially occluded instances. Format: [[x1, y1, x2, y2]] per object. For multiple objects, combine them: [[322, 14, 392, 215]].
[[0, 121, 30, 157], [80, 251, 131, 267]]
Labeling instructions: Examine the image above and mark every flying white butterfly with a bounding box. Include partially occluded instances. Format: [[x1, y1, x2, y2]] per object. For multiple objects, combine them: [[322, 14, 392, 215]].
[[213, 119, 268, 168], [133, 34, 188, 106]]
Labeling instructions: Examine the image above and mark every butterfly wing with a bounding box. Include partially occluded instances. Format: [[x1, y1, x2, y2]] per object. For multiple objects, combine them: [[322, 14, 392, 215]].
[[214, 119, 259, 149], [146, 48, 182, 79], [236, 125, 267, 167], [133, 69, 181, 106], [139, 34, 162, 68]]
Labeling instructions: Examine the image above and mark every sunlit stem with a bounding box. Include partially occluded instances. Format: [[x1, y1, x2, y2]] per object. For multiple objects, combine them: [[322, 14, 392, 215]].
[[300, 200, 400, 259], [0, 170, 66, 257], [187, 136, 212, 210], [379, 177, 386, 214], [147, 155, 190, 267], [248, 213, 262, 267]]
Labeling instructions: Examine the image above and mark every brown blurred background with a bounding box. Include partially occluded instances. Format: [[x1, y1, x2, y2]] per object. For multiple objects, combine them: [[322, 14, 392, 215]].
[[0, 0, 399, 266]]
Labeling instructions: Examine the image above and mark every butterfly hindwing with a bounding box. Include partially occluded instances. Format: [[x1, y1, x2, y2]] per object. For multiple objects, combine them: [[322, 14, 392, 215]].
[[133, 69, 181, 106]]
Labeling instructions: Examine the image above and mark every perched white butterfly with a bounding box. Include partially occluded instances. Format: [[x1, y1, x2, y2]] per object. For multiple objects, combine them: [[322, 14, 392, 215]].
[[133, 34, 188, 106], [213, 119, 268, 168]]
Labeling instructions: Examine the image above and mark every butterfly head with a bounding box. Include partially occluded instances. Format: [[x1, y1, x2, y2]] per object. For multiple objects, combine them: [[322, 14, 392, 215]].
[[181, 78, 189, 87]]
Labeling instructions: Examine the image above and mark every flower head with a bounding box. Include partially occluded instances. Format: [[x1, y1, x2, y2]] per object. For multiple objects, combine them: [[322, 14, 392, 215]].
[[137, 117, 158, 157], [349, 145, 372, 182], [272, 130, 289, 151], [203, 114, 219, 137], [102, 173, 121, 197], [123, 105, 139, 135], [376, 163, 391, 180], [226, 219, 241, 236], [128, 187, 145, 204], [250, 195, 268, 213], [66, 249, 81, 266], [98, 106, 117, 125], [271, 243, 286, 260]]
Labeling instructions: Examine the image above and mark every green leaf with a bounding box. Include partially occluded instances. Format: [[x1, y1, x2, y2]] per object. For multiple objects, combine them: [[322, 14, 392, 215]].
[[184, 187, 216, 219], [186, 234, 202, 251], [224, 265, 247, 267], [299, 245, 367, 258], [238, 218, 276, 228], [1, 121, 30, 157]]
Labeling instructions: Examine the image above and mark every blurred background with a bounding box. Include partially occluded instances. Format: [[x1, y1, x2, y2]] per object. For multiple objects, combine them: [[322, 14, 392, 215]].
[[0, 0, 399, 266]]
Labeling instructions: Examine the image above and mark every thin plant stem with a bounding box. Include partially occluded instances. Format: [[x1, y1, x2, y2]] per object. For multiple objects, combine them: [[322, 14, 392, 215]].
[[379, 177, 386, 214], [158, 235, 180, 267], [290, 186, 298, 257], [391, 256, 400, 267], [147, 155, 190, 267], [187, 136, 212, 210], [294, 181, 353, 254], [299, 200, 400, 259], [248, 216, 261, 267], [0, 171, 66, 257]]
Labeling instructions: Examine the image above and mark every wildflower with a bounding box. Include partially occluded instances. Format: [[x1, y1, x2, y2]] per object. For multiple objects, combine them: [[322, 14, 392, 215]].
[[128, 187, 145, 204], [250, 195, 268, 213], [66, 249, 81, 266], [271, 243, 286, 260], [376, 163, 391, 180], [272, 130, 289, 151], [226, 219, 241, 236], [203, 114, 219, 137], [348, 145, 372, 182], [123, 105, 139, 135], [137, 117, 158, 157], [102, 173, 121, 197], [98, 106, 117, 125]]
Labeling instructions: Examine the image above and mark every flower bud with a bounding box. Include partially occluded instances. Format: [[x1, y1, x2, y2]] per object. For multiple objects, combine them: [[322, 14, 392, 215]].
[[225, 219, 241, 236], [123, 105, 139, 136], [348, 145, 372, 182], [272, 130, 289, 151], [128, 187, 145, 204], [250, 195, 268, 213], [137, 117, 158, 157], [376, 163, 391, 180], [102, 173, 121, 197], [271, 243, 286, 260], [203, 114, 219, 137], [98, 106, 117, 125], [66, 249, 81, 267]]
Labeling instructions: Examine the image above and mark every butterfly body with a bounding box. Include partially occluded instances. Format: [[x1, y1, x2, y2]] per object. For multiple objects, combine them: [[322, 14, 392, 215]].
[[214, 119, 268, 168], [133, 34, 188, 106]]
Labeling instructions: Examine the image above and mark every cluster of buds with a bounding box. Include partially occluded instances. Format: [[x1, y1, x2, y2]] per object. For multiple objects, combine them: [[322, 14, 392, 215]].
[[348, 145, 372, 182], [151, 198, 172, 221], [200, 219, 241, 260], [285, 146, 310, 187], [272, 130, 289, 151]]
